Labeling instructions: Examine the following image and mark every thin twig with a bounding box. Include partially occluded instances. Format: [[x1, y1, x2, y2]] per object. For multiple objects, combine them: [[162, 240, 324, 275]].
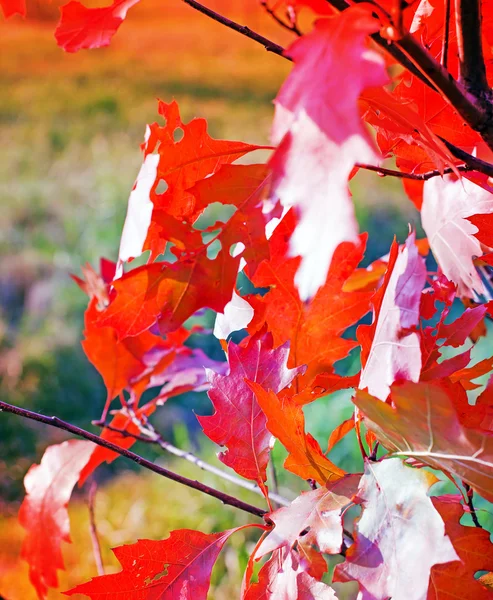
[[464, 483, 483, 528], [101, 420, 290, 507], [440, 0, 451, 69], [261, 0, 302, 36], [0, 399, 267, 518], [455, 0, 490, 97], [268, 460, 280, 510], [182, 0, 287, 58], [88, 482, 104, 576], [356, 162, 474, 180]]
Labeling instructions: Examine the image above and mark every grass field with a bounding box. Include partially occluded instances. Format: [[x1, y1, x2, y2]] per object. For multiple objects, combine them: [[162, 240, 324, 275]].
[[0, 2, 419, 597]]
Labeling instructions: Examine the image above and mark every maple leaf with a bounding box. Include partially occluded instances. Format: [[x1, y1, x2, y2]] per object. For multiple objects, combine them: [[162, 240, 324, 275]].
[[0, 0, 25, 18], [269, 6, 387, 299], [244, 547, 337, 600], [54, 0, 140, 53], [65, 527, 251, 599], [428, 495, 493, 600], [249, 382, 345, 485], [198, 334, 303, 493], [334, 458, 458, 600], [18, 440, 96, 599], [422, 175, 493, 297], [354, 380, 493, 502], [256, 475, 359, 558], [358, 233, 426, 400]]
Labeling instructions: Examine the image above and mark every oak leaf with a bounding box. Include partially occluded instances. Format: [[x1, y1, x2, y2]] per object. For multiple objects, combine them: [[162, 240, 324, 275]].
[[249, 381, 345, 485], [198, 334, 303, 493], [354, 380, 493, 502], [428, 495, 493, 599], [19, 440, 95, 599], [55, 0, 139, 52], [269, 6, 387, 299], [66, 528, 248, 599], [334, 458, 458, 600], [358, 233, 426, 400]]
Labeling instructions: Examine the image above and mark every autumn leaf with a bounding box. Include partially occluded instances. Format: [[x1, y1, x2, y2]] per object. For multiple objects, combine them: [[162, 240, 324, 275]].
[[198, 333, 303, 493], [428, 495, 493, 600], [65, 527, 251, 599], [249, 381, 345, 485], [358, 232, 426, 400], [269, 5, 387, 299], [54, 0, 140, 53], [422, 175, 493, 297], [354, 380, 493, 502], [244, 547, 337, 600], [251, 215, 373, 385], [0, 0, 25, 18], [18, 440, 96, 599], [78, 405, 155, 486], [334, 458, 458, 600], [256, 475, 359, 558]]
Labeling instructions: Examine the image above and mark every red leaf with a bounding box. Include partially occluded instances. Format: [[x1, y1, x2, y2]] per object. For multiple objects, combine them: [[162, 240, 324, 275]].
[[249, 382, 345, 485], [428, 495, 493, 599], [18, 440, 95, 599], [359, 233, 426, 400], [0, 0, 25, 18], [437, 305, 488, 348], [119, 101, 264, 261], [78, 404, 156, 486], [256, 475, 359, 558], [251, 217, 372, 386], [244, 547, 337, 600], [269, 6, 387, 299], [422, 175, 493, 297], [334, 459, 458, 600], [97, 249, 239, 338], [326, 417, 356, 452], [54, 0, 139, 53], [66, 528, 246, 599], [354, 380, 493, 502], [198, 334, 303, 491]]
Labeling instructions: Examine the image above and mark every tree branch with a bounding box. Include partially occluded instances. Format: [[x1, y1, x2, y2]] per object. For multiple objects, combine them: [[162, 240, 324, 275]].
[[440, 0, 451, 69], [455, 0, 490, 97], [356, 163, 474, 180], [439, 137, 493, 178], [464, 483, 483, 528], [101, 418, 291, 507], [324, 0, 493, 150], [0, 399, 267, 519], [182, 0, 287, 58]]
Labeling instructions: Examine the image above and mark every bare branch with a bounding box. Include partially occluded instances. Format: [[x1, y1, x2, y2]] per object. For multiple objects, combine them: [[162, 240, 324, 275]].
[[356, 163, 474, 180], [439, 137, 493, 177], [0, 399, 267, 519], [182, 0, 287, 58], [101, 418, 291, 507], [88, 482, 105, 577], [455, 0, 490, 97], [440, 0, 451, 69]]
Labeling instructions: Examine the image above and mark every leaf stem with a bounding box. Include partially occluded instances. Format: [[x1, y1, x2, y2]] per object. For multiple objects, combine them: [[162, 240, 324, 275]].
[[0, 399, 267, 518], [464, 483, 483, 528], [88, 482, 105, 576]]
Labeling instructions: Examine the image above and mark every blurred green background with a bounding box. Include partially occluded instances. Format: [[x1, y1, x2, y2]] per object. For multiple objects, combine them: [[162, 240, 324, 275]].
[[0, 1, 450, 598]]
